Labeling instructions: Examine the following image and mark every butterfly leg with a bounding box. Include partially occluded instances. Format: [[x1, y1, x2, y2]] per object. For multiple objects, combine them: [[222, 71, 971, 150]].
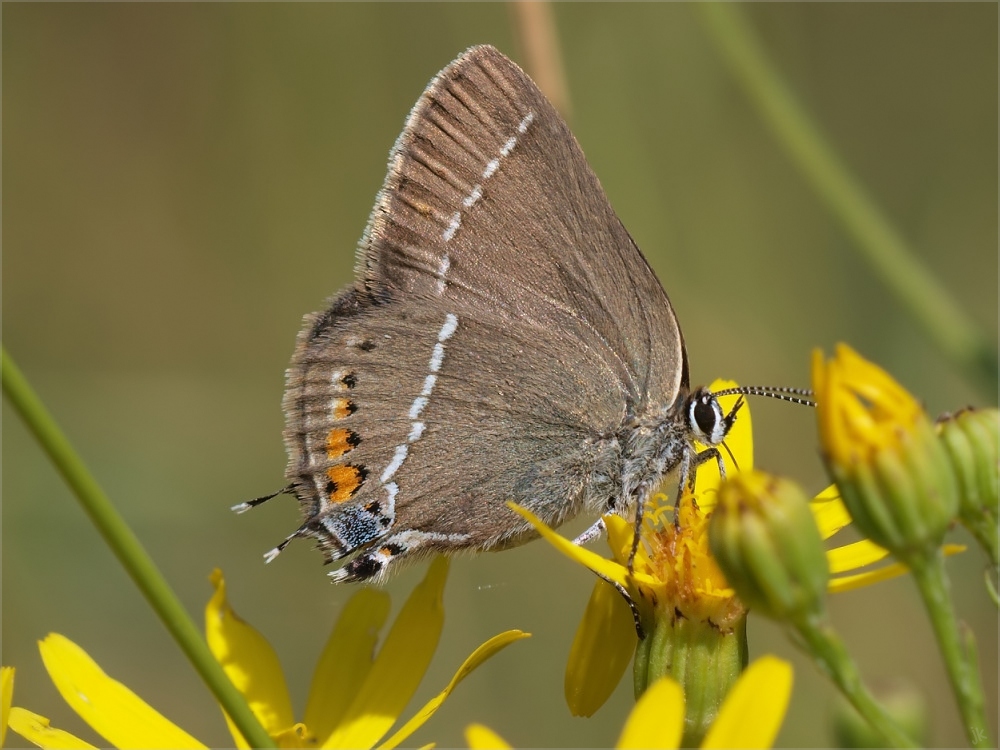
[[596, 572, 645, 640], [572, 517, 607, 546], [625, 445, 732, 572], [686, 446, 729, 488], [626, 496, 646, 574], [577, 517, 644, 639]]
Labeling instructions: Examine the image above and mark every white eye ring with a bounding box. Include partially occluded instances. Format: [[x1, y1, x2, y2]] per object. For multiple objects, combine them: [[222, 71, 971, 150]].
[[687, 390, 728, 445]]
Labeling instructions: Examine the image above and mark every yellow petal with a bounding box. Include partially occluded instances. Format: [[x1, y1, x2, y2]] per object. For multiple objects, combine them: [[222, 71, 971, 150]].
[[2, 666, 13, 747], [323, 556, 449, 750], [829, 565, 909, 593], [604, 513, 633, 562], [205, 569, 293, 745], [273, 723, 310, 748], [305, 588, 391, 742], [465, 723, 512, 750], [836, 344, 922, 422], [604, 514, 655, 571], [827, 539, 889, 575], [615, 676, 684, 749], [810, 485, 852, 539], [702, 655, 792, 749], [378, 630, 529, 750], [565, 580, 635, 717], [508, 504, 658, 590], [814, 349, 844, 463], [7, 706, 98, 750], [829, 545, 966, 593], [816, 345, 926, 465], [38, 634, 205, 749]]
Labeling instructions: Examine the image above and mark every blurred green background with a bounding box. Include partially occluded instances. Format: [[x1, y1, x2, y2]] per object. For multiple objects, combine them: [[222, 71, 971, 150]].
[[3, 4, 996, 747]]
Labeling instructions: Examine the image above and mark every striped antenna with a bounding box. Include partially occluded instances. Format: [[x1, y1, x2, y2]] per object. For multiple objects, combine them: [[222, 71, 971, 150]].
[[711, 385, 815, 408]]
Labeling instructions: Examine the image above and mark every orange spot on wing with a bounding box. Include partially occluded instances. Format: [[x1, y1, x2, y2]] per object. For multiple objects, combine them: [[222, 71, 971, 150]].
[[326, 465, 364, 504], [332, 398, 355, 420], [326, 428, 358, 459]]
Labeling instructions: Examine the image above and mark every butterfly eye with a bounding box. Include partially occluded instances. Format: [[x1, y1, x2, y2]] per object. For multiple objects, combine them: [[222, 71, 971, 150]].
[[688, 390, 726, 445]]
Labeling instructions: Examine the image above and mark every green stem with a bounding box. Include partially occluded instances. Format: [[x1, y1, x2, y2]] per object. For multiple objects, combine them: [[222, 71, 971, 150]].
[[696, 3, 999, 397], [2, 348, 275, 749], [961, 511, 1000, 573], [908, 551, 993, 747], [985, 569, 1000, 609], [964, 514, 1000, 607], [794, 614, 918, 748]]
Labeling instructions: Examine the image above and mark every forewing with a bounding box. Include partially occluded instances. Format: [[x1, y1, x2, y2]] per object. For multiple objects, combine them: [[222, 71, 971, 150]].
[[358, 45, 687, 410]]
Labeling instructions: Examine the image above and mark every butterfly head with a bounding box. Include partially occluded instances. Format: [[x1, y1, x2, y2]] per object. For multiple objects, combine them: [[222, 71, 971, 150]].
[[685, 387, 742, 447]]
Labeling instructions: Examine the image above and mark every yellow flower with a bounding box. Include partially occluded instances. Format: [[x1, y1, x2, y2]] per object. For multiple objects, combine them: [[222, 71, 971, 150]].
[[814, 343, 925, 466], [519, 379, 754, 725], [467, 654, 793, 750], [5, 558, 528, 749], [515, 379, 960, 721], [813, 344, 959, 560]]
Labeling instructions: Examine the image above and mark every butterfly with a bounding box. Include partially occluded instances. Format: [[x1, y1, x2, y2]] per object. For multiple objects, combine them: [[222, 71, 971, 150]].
[[235, 45, 805, 583]]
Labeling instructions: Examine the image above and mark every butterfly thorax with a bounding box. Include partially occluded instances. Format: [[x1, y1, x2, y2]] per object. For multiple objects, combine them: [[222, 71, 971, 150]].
[[613, 396, 695, 515]]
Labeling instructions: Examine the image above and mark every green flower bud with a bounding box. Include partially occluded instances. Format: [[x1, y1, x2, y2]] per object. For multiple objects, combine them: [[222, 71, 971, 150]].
[[937, 407, 999, 567], [709, 470, 829, 624], [937, 408, 999, 524]]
